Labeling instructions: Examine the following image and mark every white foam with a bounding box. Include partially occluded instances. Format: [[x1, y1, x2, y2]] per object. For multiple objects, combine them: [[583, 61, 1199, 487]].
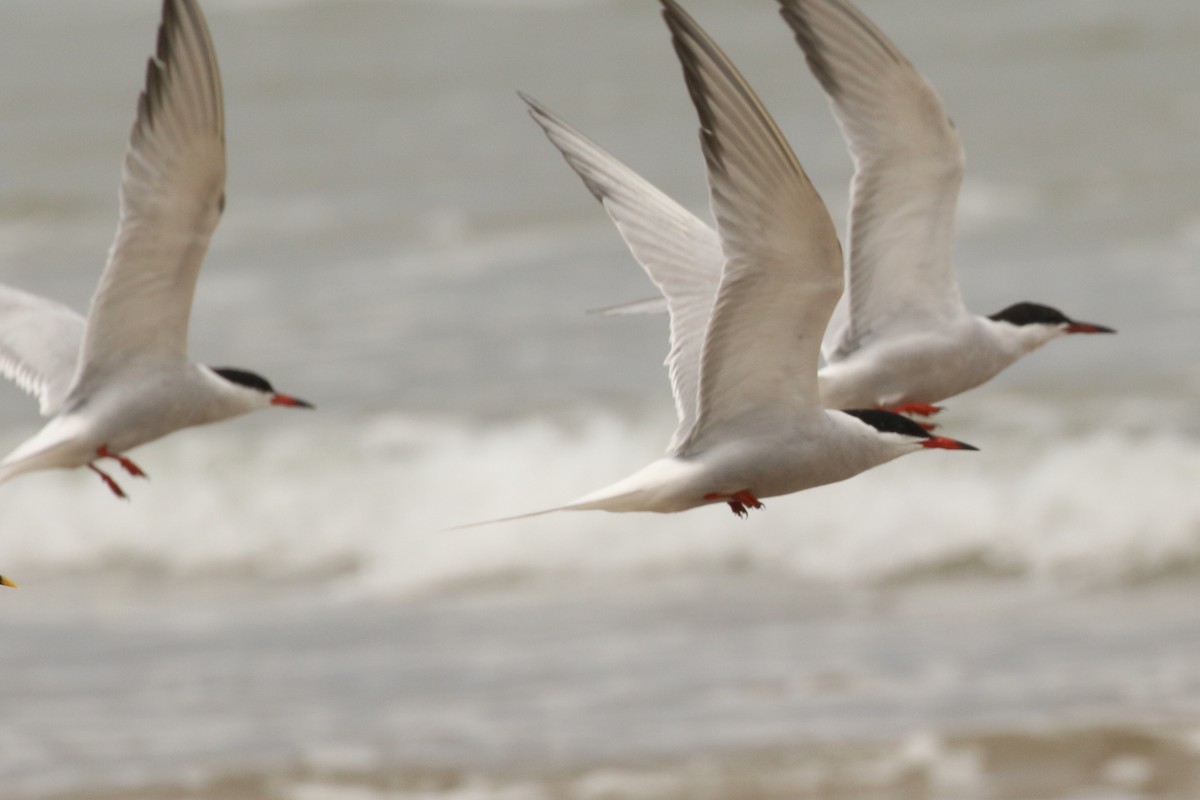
[[2, 391, 1197, 596]]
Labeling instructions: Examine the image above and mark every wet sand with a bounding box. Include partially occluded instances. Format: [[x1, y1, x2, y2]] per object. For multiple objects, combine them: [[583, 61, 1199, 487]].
[[20, 724, 1200, 800]]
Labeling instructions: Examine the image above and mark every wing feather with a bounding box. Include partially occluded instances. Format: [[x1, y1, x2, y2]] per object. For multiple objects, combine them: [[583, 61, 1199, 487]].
[[73, 0, 225, 389], [661, 0, 843, 453], [778, 0, 967, 361], [0, 286, 85, 416], [522, 94, 724, 450]]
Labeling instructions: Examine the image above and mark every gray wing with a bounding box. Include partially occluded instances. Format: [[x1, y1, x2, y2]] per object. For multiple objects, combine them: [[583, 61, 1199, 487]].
[[522, 93, 724, 451], [662, 0, 844, 453], [0, 285, 85, 416], [779, 0, 967, 361], [73, 0, 225, 389]]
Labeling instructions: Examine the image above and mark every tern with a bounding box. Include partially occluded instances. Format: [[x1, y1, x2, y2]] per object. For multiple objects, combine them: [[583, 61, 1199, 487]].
[[589, 0, 1114, 419], [462, 0, 975, 524], [0, 0, 311, 499]]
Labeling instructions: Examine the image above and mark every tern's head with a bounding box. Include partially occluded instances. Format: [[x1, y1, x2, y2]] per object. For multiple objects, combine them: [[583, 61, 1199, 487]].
[[840, 408, 977, 454], [210, 367, 314, 410], [987, 302, 1115, 352]]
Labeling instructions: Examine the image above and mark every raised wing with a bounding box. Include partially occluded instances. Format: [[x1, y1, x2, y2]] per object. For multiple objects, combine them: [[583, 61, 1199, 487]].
[[662, 0, 843, 453], [522, 94, 724, 450], [0, 285, 86, 416], [778, 0, 966, 361], [73, 0, 225, 389]]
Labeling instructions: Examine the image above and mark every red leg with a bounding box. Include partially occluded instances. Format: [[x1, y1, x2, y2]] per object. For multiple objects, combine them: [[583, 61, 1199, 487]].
[[88, 463, 127, 499], [704, 490, 764, 518], [886, 402, 944, 418], [96, 446, 148, 479], [730, 490, 764, 510]]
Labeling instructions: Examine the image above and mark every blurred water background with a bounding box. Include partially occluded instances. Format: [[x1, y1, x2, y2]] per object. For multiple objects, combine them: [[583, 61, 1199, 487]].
[[0, 0, 1198, 797]]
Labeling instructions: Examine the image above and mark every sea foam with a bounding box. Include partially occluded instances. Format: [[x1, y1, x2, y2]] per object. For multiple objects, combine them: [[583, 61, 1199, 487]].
[[1, 391, 1196, 597]]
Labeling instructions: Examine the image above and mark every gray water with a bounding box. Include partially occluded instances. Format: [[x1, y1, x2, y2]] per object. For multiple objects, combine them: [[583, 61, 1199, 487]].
[[0, 0, 1198, 797]]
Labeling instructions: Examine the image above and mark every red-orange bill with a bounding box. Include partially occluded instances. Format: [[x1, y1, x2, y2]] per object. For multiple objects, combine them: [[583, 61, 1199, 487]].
[[921, 437, 978, 451], [1065, 321, 1115, 334]]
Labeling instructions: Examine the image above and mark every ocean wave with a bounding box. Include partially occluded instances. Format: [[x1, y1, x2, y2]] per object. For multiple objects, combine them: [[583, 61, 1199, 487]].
[[1, 391, 1196, 596]]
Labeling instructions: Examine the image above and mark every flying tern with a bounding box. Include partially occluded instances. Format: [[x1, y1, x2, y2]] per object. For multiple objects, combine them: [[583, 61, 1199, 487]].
[[463, 0, 975, 524], [0, 0, 311, 499], [590, 0, 1114, 419]]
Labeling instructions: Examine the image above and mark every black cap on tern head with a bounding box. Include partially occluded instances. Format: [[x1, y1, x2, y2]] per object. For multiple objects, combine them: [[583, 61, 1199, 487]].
[[211, 367, 314, 408], [842, 409, 934, 439], [988, 302, 1072, 327], [841, 408, 978, 451], [212, 367, 275, 394], [988, 302, 1115, 334]]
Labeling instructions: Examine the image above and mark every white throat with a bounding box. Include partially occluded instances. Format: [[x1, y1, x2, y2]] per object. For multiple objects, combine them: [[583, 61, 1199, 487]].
[[985, 318, 1065, 358]]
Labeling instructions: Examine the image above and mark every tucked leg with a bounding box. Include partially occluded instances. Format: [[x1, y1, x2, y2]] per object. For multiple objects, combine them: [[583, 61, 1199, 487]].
[[88, 463, 127, 499], [886, 402, 943, 417], [96, 446, 148, 479], [704, 490, 764, 518]]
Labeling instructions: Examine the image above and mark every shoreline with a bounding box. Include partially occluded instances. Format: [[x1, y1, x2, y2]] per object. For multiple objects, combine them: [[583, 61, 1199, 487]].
[[20, 721, 1200, 800], [7, 576, 1200, 798]]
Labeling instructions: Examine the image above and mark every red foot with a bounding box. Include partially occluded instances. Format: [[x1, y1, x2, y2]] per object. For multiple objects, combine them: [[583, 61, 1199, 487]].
[[704, 490, 764, 519], [96, 446, 148, 479], [88, 463, 127, 499], [917, 421, 938, 432], [886, 402, 944, 418]]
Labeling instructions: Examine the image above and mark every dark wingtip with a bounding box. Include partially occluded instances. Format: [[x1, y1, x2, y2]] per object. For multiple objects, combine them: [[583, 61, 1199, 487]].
[[519, 90, 551, 126], [133, 0, 179, 135], [777, 0, 843, 96], [157, 0, 176, 61], [657, 0, 730, 169]]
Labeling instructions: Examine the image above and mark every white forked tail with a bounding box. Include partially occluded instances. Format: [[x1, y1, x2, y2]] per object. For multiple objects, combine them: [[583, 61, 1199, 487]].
[[445, 504, 575, 531], [447, 458, 698, 529], [446, 491, 648, 531]]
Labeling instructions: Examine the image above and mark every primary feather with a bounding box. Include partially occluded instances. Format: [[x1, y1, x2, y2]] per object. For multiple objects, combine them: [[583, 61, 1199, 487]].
[[778, 0, 966, 362], [661, 0, 843, 453], [73, 0, 226, 395]]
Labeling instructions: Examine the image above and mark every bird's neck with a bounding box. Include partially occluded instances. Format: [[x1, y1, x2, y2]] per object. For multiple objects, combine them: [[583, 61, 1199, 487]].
[[980, 316, 1060, 358]]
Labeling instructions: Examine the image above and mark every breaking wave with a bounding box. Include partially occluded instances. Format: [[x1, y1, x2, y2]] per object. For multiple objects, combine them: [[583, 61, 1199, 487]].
[[3, 390, 1197, 597]]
